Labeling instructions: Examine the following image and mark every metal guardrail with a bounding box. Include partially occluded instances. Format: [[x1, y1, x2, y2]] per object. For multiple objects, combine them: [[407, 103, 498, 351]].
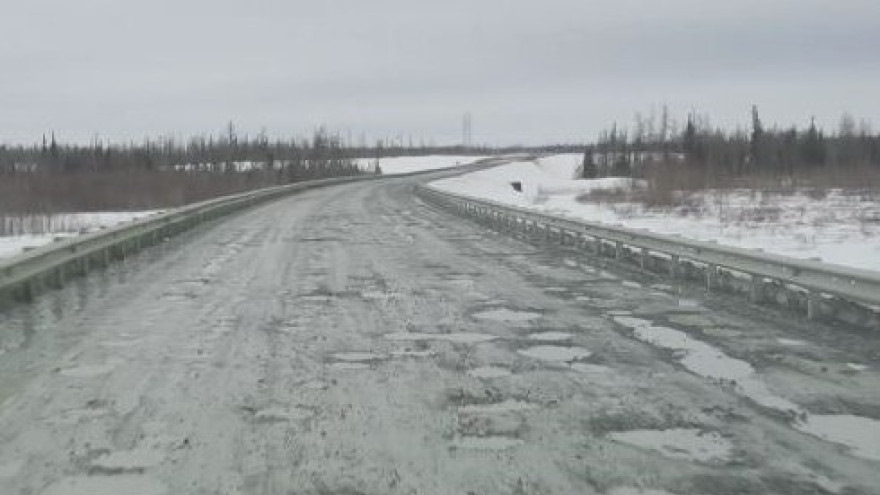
[[0, 175, 379, 304], [417, 185, 880, 327], [0, 156, 509, 306]]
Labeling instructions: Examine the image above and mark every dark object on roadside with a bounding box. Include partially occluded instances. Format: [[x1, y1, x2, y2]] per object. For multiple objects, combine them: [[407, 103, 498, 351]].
[[510, 181, 522, 192]]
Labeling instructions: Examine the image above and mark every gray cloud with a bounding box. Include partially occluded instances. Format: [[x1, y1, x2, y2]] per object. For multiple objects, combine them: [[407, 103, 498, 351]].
[[2, 0, 879, 145]]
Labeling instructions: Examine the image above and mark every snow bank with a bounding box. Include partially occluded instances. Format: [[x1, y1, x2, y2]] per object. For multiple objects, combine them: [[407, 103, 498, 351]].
[[431, 154, 640, 208], [430, 155, 880, 273], [0, 211, 159, 260], [354, 155, 483, 175]]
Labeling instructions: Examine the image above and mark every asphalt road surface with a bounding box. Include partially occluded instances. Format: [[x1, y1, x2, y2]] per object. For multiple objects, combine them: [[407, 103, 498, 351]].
[[1, 172, 879, 495]]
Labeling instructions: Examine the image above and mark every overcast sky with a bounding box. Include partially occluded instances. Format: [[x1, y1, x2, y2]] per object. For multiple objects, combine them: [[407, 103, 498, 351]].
[[2, 0, 879, 146]]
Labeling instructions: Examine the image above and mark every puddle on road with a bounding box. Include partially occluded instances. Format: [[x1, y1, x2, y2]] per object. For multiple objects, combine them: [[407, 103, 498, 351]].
[[846, 363, 869, 371], [467, 366, 512, 379], [777, 338, 807, 347], [608, 428, 733, 463], [472, 309, 541, 324], [527, 332, 572, 342], [613, 316, 801, 412], [90, 449, 164, 473], [384, 332, 497, 344], [58, 359, 123, 378], [41, 475, 167, 495], [450, 436, 524, 451], [611, 313, 880, 462], [794, 414, 880, 461], [622, 280, 643, 289], [518, 345, 591, 363]]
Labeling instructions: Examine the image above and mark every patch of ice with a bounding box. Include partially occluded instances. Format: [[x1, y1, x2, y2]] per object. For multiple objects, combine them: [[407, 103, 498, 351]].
[[518, 345, 591, 362], [608, 428, 733, 463]]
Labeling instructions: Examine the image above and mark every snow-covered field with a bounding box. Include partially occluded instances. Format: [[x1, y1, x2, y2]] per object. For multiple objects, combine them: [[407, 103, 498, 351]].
[[354, 155, 484, 175], [431, 155, 880, 272], [0, 212, 158, 260]]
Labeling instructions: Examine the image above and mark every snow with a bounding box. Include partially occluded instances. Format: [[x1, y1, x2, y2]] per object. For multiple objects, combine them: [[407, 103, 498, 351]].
[[353, 155, 484, 175], [430, 155, 880, 272], [0, 211, 158, 260]]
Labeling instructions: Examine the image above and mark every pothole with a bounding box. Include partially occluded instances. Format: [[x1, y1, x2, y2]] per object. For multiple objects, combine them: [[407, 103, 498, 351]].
[[450, 437, 524, 451], [41, 475, 167, 495], [570, 363, 611, 374], [472, 309, 541, 324], [89, 449, 164, 474], [457, 400, 536, 415], [527, 332, 572, 342], [58, 359, 123, 378], [390, 349, 436, 358], [331, 352, 386, 362], [383, 332, 497, 344], [329, 362, 371, 371], [252, 406, 313, 423], [794, 414, 880, 461], [467, 366, 512, 379], [518, 345, 591, 363], [608, 428, 734, 463]]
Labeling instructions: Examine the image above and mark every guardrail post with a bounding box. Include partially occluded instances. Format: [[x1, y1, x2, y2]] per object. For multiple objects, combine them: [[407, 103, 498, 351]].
[[706, 264, 718, 291], [615, 242, 623, 260], [807, 291, 821, 320], [750, 275, 764, 303], [640, 248, 649, 269], [669, 255, 679, 278]]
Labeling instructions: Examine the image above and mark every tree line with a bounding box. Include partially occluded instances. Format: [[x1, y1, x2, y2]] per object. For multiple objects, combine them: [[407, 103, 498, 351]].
[[582, 106, 880, 188]]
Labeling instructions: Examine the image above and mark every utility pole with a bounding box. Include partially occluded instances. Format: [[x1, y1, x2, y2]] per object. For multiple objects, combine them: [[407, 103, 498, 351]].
[[462, 112, 473, 148]]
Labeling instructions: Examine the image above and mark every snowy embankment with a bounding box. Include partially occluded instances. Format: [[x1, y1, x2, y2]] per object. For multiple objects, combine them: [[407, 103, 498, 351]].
[[430, 154, 880, 273], [0, 212, 159, 260], [354, 155, 484, 175]]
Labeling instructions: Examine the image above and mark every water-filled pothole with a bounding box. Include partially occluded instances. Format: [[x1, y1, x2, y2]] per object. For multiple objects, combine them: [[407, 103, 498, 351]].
[[794, 414, 880, 461], [608, 428, 733, 463], [518, 345, 591, 363], [472, 309, 541, 324], [384, 332, 497, 344], [527, 332, 572, 342], [89, 449, 164, 474]]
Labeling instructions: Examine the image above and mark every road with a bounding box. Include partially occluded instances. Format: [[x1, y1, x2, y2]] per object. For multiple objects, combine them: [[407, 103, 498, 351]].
[[0, 172, 879, 495]]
